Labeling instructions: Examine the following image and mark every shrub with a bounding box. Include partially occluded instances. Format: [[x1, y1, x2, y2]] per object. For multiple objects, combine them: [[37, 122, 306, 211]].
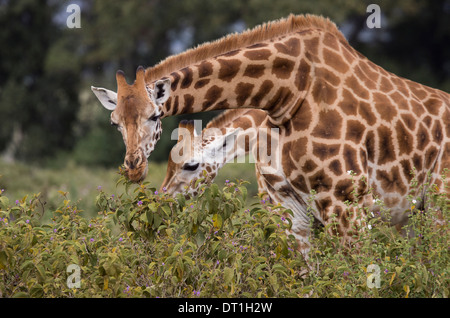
[[0, 171, 448, 298], [0, 175, 305, 297], [302, 171, 449, 298]]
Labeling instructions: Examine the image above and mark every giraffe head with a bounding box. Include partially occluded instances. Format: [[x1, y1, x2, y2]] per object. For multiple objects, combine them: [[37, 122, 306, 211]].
[[91, 66, 171, 182], [161, 120, 241, 196]]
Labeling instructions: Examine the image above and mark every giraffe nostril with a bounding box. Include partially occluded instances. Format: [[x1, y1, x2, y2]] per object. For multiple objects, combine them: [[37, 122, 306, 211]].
[[134, 158, 139, 167], [125, 158, 136, 170]]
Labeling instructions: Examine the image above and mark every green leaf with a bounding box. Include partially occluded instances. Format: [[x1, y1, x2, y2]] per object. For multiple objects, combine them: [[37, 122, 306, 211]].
[[224, 267, 234, 285], [20, 260, 35, 271], [161, 205, 171, 217], [209, 198, 219, 214], [35, 264, 47, 283], [272, 263, 288, 276], [218, 249, 227, 261], [153, 213, 162, 229], [0, 196, 9, 208], [146, 210, 153, 225], [223, 203, 233, 220], [269, 274, 278, 290], [211, 183, 219, 197], [245, 277, 258, 291], [239, 186, 247, 202], [195, 231, 205, 247], [194, 177, 205, 188], [211, 241, 221, 253], [176, 193, 185, 208], [30, 284, 44, 297], [125, 180, 131, 195], [147, 202, 157, 212], [212, 213, 223, 230], [176, 258, 184, 279], [0, 250, 8, 269], [165, 256, 176, 265], [283, 209, 294, 217], [254, 256, 267, 263]]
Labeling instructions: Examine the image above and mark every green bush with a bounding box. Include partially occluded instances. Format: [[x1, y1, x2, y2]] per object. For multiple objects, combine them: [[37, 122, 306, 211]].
[[0, 174, 304, 297], [0, 171, 448, 298], [302, 171, 449, 298]]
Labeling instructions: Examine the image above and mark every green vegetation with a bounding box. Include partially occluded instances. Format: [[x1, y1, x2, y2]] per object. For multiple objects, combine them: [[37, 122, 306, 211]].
[[0, 168, 448, 298]]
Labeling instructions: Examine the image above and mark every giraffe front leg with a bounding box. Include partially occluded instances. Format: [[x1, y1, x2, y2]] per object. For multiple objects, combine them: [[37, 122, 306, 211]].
[[313, 179, 373, 250], [324, 200, 370, 248], [268, 191, 314, 260], [290, 216, 313, 258], [426, 162, 450, 227]]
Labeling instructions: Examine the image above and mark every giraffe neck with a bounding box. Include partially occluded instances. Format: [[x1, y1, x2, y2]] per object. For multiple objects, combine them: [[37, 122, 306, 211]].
[[158, 28, 347, 124]]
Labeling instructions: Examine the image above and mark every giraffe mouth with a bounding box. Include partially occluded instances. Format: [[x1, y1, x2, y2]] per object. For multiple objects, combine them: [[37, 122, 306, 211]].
[[125, 159, 148, 183]]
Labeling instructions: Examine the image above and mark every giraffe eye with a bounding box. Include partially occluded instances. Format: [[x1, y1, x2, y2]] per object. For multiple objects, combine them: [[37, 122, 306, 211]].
[[182, 162, 199, 171], [149, 114, 160, 122]]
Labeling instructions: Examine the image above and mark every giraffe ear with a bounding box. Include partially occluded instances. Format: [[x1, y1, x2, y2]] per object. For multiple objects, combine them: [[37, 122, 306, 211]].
[[91, 86, 117, 111], [153, 78, 171, 106]]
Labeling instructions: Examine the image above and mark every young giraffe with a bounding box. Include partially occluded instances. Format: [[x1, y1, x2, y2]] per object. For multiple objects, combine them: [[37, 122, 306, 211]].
[[92, 14, 450, 250], [160, 109, 277, 199]]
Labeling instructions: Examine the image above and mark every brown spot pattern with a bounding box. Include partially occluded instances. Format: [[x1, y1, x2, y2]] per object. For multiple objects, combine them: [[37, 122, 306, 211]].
[[180, 67, 194, 89], [243, 64, 266, 78], [217, 58, 242, 82], [312, 142, 340, 161], [274, 37, 301, 57], [235, 82, 254, 106], [243, 49, 272, 60], [250, 80, 274, 106], [323, 48, 349, 73], [395, 120, 414, 155], [311, 109, 342, 139], [197, 61, 213, 78], [295, 59, 310, 91], [376, 167, 407, 195], [377, 125, 396, 165], [346, 120, 366, 143], [272, 57, 295, 79], [309, 169, 333, 192], [203, 85, 223, 109]]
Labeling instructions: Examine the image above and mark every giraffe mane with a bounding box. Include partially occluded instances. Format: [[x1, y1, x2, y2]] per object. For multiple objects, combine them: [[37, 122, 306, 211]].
[[145, 14, 346, 82]]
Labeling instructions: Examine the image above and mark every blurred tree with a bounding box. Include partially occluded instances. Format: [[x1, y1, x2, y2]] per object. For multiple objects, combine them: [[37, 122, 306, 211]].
[[0, 0, 81, 162]]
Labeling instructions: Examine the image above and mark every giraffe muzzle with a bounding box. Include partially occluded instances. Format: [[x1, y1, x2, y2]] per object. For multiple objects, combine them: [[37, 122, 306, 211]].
[[125, 156, 141, 170], [124, 151, 148, 182]]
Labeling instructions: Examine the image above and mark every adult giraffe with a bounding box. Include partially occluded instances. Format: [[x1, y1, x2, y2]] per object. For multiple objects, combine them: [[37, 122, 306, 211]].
[[92, 14, 450, 250]]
